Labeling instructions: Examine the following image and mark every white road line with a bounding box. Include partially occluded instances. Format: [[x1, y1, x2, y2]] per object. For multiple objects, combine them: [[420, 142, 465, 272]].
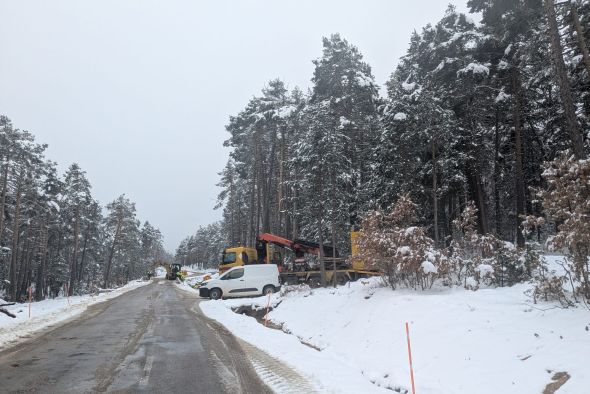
[[139, 355, 154, 386]]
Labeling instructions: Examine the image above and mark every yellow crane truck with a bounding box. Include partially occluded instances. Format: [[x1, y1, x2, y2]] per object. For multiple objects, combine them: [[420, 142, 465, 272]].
[[219, 232, 380, 285]]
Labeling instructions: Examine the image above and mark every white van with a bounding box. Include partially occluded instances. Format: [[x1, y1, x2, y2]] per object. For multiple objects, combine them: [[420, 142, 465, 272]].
[[199, 264, 281, 300]]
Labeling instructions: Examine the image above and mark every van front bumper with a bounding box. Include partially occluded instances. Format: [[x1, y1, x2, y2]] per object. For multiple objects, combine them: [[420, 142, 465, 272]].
[[199, 288, 210, 298]]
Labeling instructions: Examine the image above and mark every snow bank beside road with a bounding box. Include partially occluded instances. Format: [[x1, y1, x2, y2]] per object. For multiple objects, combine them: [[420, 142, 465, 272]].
[[201, 272, 590, 394], [201, 294, 389, 393], [0, 280, 149, 351]]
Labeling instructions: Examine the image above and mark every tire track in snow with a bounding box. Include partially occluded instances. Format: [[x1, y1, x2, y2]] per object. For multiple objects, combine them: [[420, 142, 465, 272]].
[[238, 338, 323, 394]]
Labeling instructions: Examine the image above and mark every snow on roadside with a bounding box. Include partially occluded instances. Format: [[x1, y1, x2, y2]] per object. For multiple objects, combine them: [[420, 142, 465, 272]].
[[200, 257, 590, 394], [0, 279, 149, 351], [201, 294, 390, 393]]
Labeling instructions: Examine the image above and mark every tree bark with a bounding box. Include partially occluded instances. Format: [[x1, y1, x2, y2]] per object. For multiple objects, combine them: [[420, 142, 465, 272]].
[[69, 211, 79, 296], [545, 0, 585, 159], [318, 210, 326, 287], [35, 222, 48, 300], [103, 218, 122, 288], [0, 162, 9, 242], [570, 2, 590, 81], [0, 307, 16, 318], [512, 67, 527, 247], [432, 141, 439, 245], [248, 169, 256, 246], [332, 221, 337, 288], [277, 128, 286, 235], [494, 109, 502, 236], [9, 180, 21, 301], [17, 229, 32, 298], [292, 186, 298, 240], [469, 170, 489, 235], [263, 128, 277, 233], [77, 228, 89, 285]]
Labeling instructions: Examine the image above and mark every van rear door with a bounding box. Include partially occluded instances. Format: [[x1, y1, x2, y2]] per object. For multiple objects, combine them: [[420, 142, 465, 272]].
[[240, 266, 262, 296], [244, 265, 279, 296]]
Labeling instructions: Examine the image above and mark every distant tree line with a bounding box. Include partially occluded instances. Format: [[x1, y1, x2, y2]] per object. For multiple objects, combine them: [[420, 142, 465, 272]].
[[185, 1, 590, 301], [0, 116, 169, 302], [175, 222, 227, 268]]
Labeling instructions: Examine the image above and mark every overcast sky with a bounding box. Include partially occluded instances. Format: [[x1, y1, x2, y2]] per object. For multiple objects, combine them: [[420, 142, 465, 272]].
[[0, 0, 473, 251]]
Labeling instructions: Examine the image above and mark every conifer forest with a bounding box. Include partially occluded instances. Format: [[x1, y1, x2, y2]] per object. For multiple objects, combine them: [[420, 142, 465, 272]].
[[177, 1, 590, 301], [0, 115, 169, 301]]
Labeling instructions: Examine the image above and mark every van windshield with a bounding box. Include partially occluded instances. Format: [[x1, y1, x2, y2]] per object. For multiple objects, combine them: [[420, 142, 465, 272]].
[[222, 252, 236, 264]]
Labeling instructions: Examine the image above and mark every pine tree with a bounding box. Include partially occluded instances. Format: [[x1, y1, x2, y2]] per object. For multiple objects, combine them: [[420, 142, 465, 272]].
[[103, 195, 140, 287]]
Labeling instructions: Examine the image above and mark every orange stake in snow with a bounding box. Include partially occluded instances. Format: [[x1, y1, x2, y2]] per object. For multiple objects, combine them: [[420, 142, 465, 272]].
[[28, 286, 32, 318], [405, 322, 416, 394], [264, 293, 272, 327]]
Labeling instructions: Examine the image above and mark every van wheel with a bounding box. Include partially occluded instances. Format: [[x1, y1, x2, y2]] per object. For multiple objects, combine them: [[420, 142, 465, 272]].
[[262, 285, 275, 296], [209, 288, 222, 300]]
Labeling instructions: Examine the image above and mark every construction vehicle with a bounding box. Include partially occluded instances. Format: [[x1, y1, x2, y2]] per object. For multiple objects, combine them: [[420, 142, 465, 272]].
[[218, 232, 380, 285], [166, 263, 182, 280]]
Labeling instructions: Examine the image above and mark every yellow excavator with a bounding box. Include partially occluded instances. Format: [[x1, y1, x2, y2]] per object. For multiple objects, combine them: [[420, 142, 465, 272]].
[[165, 263, 183, 280]]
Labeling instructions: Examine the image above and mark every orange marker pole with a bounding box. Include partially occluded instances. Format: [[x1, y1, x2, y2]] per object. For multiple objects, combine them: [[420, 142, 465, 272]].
[[28, 286, 32, 318], [405, 322, 416, 394], [264, 293, 272, 327]]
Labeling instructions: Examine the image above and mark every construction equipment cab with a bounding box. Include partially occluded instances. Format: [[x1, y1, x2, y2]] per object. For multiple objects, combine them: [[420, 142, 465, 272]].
[[199, 264, 280, 300], [220, 247, 257, 273]]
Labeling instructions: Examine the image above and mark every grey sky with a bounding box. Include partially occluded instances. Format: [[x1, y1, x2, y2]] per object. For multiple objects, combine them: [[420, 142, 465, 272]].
[[0, 0, 472, 252]]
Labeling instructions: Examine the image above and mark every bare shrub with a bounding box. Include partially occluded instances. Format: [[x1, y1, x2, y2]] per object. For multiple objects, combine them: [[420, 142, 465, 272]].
[[356, 194, 445, 290], [533, 151, 590, 304], [451, 201, 535, 289]]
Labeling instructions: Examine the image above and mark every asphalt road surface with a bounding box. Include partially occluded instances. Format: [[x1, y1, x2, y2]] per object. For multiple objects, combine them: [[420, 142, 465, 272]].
[[0, 280, 274, 393]]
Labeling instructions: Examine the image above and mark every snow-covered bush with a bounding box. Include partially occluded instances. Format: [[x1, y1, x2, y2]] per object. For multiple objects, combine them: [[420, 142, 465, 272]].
[[451, 201, 534, 289], [356, 194, 446, 290], [530, 260, 574, 308]]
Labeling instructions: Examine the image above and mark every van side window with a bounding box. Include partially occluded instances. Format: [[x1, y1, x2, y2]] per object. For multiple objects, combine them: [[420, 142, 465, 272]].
[[242, 252, 249, 264], [223, 268, 244, 280]]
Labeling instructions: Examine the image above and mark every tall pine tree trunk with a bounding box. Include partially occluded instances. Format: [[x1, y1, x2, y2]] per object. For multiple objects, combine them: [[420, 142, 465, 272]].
[[277, 128, 286, 235], [0, 163, 9, 242], [248, 170, 256, 246], [36, 223, 48, 300], [103, 219, 122, 288], [545, 0, 585, 159], [17, 236, 33, 299], [331, 221, 337, 288], [494, 109, 502, 236], [69, 212, 79, 296], [512, 67, 527, 247], [77, 229, 89, 285], [292, 186, 298, 240], [570, 2, 590, 81], [432, 141, 439, 245], [263, 129, 276, 233], [318, 209, 326, 288], [9, 181, 21, 301]]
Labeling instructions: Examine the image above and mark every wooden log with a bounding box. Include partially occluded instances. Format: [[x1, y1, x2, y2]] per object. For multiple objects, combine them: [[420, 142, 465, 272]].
[[0, 307, 16, 318]]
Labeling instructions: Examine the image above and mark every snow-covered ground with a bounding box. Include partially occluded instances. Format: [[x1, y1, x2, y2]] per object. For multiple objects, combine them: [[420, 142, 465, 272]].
[[184, 271, 219, 288], [200, 256, 590, 394], [0, 280, 149, 351]]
